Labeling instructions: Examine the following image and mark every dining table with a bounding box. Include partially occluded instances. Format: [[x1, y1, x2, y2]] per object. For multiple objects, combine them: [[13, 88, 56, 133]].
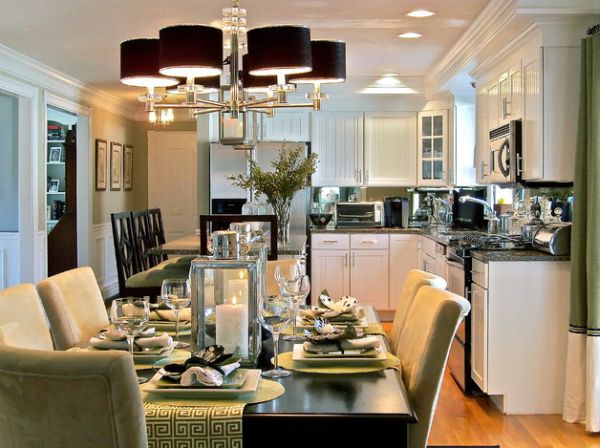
[[138, 306, 416, 447]]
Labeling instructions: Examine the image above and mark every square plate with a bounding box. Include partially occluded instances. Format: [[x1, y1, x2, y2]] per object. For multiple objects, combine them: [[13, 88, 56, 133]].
[[143, 369, 261, 397], [292, 344, 387, 365], [155, 369, 249, 389], [132, 343, 177, 363], [149, 321, 192, 332]]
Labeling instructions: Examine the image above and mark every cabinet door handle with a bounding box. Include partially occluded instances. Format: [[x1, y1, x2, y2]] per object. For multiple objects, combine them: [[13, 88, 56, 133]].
[[365, 169, 369, 184], [516, 153, 523, 176], [489, 147, 495, 172], [480, 161, 488, 178], [344, 253, 348, 267], [358, 169, 363, 184], [361, 240, 378, 244], [322, 240, 339, 244]]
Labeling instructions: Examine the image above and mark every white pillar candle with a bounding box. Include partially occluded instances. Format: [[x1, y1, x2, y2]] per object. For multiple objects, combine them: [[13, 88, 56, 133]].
[[215, 297, 249, 357], [227, 273, 248, 303]]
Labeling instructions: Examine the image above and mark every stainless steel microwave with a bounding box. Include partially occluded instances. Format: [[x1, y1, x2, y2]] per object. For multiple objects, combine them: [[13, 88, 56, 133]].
[[487, 119, 522, 184], [334, 202, 383, 227]]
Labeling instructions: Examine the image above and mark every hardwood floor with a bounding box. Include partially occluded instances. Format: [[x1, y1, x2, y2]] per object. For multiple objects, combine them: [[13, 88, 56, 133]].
[[381, 322, 600, 447]]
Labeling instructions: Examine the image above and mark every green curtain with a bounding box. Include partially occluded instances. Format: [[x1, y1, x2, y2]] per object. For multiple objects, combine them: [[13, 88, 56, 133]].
[[564, 33, 600, 432]]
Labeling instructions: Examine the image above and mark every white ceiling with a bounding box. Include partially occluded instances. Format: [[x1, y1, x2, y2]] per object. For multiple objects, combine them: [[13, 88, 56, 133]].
[[0, 0, 490, 103]]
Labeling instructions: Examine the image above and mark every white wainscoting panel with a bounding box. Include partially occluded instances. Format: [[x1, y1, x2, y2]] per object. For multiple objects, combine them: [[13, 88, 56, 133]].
[[0, 233, 20, 288], [91, 223, 118, 298], [34, 231, 46, 282]]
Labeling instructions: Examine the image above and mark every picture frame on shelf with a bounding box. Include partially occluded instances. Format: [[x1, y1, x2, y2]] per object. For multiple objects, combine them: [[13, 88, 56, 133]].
[[110, 141, 122, 191], [123, 145, 133, 191], [95, 139, 107, 191], [48, 179, 60, 192], [48, 146, 62, 163]]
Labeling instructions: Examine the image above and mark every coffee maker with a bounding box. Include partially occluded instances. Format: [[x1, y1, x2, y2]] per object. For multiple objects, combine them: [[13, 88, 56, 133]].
[[383, 197, 409, 228]]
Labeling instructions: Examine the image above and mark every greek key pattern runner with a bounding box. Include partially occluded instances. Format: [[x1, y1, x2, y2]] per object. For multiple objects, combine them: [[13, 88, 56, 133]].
[[144, 402, 244, 448]]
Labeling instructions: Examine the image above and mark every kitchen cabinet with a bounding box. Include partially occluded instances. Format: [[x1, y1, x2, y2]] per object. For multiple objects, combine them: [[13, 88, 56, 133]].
[[259, 110, 310, 142], [389, 235, 419, 309], [312, 233, 418, 310], [469, 258, 570, 413], [311, 112, 364, 187], [418, 110, 449, 186], [364, 112, 417, 186], [475, 44, 578, 183]]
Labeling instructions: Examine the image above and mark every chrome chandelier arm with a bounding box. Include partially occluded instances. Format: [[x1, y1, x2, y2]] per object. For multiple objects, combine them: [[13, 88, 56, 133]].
[[154, 102, 227, 110], [247, 102, 314, 109]]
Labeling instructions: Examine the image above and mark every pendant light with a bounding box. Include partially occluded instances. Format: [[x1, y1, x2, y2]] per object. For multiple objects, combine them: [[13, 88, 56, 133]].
[[289, 40, 346, 84], [120, 38, 178, 88], [158, 25, 224, 78], [242, 54, 278, 93], [166, 75, 222, 95]]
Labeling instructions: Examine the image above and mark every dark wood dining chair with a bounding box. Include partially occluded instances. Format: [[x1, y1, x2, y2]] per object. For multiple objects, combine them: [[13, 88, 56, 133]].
[[199, 214, 278, 260], [131, 210, 154, 270], [147, 208, 168, 263]]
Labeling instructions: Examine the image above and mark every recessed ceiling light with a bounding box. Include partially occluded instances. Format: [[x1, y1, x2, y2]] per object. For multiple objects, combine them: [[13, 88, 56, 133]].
[[398, 32, 423, 39], [406, 9, 436, 18]]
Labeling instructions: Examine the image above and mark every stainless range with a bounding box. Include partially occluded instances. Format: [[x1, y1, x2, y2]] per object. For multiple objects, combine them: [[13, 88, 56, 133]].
[[446, 233, 531, 394]]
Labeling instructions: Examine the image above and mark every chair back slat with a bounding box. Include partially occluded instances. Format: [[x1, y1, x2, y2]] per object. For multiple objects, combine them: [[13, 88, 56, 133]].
[[111, 212, 140, 296], [148, 208, 168, 264], [131, 210, 154, 269]]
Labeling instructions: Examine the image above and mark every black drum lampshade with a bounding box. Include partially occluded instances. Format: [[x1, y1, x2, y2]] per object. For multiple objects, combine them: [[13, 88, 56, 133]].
[[242, 54, 278, 92], [246, 25, 312, 76], [120, 38, 178, 88], [166, 75, 222, 94], [159, 25, 223, 78], [290, 40, 346, 84]]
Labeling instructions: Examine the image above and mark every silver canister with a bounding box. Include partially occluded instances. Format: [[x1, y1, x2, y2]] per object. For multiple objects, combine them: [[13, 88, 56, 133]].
[[211, 230, 241, 259], [229, 222, 252, 241]]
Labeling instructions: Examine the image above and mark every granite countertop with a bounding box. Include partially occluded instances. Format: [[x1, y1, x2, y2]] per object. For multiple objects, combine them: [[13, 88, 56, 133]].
[[309, 226, 570, 262], [471, 250, 570, 262]]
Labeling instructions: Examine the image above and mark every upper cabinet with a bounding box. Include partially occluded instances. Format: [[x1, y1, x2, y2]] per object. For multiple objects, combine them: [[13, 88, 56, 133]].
[[311, 111, 364, 187], [259, 110, 310, 142], [418, 110, 449, 186], [364, 112, 417, 186], [475, 40, 578, 184]]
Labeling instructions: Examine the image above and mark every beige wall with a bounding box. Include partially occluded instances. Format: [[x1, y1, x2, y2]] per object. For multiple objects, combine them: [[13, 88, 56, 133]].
[[91, 107, 136, 224]]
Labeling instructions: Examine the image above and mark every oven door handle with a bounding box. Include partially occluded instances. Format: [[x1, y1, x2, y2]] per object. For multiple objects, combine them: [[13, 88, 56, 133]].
[[337, 212, 374, 218]]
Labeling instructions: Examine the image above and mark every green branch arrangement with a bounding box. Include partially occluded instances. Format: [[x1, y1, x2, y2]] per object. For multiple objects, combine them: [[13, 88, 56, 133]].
[[227, 144, 318, 205]]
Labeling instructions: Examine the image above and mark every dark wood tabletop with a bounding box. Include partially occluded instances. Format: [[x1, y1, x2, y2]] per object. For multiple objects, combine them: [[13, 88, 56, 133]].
[[243, 337, 416, 446]]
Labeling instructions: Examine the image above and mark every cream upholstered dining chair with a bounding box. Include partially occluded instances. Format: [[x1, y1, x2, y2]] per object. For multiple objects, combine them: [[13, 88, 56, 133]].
[[388, 269, 447, 354], [266, 259, 301, 296], [36, 266, 110, 350], [0, 284, 53, 350], [396, 286, 470, 448], [0, 345, 147, 448]]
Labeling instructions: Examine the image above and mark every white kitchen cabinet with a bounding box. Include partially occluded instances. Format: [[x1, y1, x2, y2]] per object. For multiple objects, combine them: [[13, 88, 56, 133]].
[[259, 111, 310, 142], [311, 112, 364, 187], [470, 259, 570, 414], [350, 249, 389, 309], [522, 51, 542, 180], [311, 249, 350, 299], [364, 112, 417, 186], [475, 85, 490, 184], [470, 281, 488, 392], [418, 110, 449, 186], [389, 235, 419, 309], [421, 252, 436, 274]]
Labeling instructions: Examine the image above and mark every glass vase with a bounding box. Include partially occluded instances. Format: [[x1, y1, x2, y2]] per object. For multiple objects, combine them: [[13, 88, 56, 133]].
[[272, 199, 291, 244]]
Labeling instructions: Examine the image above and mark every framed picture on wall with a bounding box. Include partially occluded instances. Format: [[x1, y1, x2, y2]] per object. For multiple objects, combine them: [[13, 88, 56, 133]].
[[123, 145, 133, 191], [95, 139, 107, 191], [110, 141, 122, 191]]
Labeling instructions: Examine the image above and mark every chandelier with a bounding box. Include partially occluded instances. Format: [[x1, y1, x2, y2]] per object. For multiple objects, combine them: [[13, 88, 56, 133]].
[[119, 0, 346, 144]]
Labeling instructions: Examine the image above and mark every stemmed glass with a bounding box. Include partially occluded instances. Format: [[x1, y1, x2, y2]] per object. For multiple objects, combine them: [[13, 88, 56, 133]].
[[111, 297, 150, 383], [257, 294, 293, 378], [161, 278, 191, 348], [280, 275, 311, 342]]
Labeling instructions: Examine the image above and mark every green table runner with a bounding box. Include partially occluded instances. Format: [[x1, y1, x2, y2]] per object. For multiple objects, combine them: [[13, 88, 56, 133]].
[[143, 379, 284, 448]]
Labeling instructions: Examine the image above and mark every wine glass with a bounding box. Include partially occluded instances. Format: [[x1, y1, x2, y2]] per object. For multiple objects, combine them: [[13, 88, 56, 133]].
[[161, 278, 191, 348], [280, 275, 311, 342], [257, 294, 293, 378], [111, 297, 150, 383], [274, 263, 300, 291]]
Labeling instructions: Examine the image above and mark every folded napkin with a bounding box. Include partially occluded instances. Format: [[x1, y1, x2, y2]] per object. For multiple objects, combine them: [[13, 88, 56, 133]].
[[150, 308, 192, 322], [89, 330, 173, 351], [303, 335, 380, 354], [299, 307, 359, 322], [179, 361, 241, 387]]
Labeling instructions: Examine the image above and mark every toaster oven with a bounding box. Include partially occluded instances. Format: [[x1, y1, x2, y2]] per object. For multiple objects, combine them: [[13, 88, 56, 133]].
[[334, 202, 383, 227]]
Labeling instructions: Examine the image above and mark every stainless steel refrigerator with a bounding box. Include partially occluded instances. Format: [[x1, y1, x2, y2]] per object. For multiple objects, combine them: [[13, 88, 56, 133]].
[[209, 142, 308, 236]]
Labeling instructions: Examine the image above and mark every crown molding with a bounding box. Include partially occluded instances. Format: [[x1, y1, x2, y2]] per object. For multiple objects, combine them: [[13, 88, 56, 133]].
[[470, 23, 538, 79], [427, 0, 518, 90], [0, 43, 136, 118]]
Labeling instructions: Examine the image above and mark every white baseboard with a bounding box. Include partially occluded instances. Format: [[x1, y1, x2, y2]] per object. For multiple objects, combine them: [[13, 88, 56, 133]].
[[0, 233, 20, 288]]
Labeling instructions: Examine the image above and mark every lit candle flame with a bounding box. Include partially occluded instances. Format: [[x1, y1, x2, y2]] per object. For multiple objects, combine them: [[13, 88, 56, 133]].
[[239, 271, 245, 280], [232, 295, 238, 306]]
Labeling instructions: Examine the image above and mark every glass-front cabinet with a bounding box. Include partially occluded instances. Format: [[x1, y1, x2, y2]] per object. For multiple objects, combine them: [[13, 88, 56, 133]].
[[418, 110, 448, 186]]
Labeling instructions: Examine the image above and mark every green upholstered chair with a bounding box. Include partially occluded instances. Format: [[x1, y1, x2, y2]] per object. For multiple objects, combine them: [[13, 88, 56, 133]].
[[0, 345, 147, 448], [0, 283, 53, 350], [388, 269, 447, 354], [396, 286, 470, 448], [36, 266, 109, 350]]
